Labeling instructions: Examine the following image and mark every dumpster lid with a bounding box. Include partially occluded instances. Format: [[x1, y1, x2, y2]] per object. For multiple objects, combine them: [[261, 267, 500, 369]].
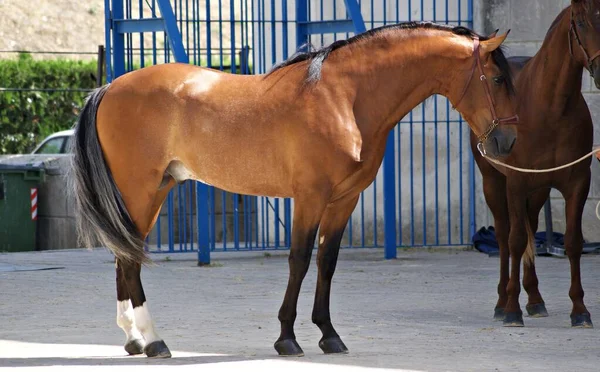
[[0, 163, 44, 171]]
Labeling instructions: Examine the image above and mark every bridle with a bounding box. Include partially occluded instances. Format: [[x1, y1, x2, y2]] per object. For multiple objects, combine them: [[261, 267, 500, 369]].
[[453, 37, 519, 146], [569, 9, 600, 77]]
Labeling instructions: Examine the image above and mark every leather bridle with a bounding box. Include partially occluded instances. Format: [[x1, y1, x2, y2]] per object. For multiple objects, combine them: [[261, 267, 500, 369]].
[[453, 37, 519, 145], [569, 9, 600, 77]]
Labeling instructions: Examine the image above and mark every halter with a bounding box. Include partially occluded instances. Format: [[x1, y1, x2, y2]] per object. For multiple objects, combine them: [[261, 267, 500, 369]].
[[453, 37, 519, 144], [569, 9, 600, 77]]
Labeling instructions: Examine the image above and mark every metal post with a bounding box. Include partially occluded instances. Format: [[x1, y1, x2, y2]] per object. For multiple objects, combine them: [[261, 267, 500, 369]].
[[383, 133, 397, 259], [111, 0, 126, 78]]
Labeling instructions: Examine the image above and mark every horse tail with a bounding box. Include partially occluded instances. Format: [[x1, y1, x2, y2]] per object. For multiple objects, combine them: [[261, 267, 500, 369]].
[[523, 217, 536, 267], [69, 84, 149, 264]]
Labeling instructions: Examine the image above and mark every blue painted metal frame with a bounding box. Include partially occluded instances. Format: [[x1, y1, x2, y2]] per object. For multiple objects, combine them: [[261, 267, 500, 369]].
[[104, 0, 476, 263]]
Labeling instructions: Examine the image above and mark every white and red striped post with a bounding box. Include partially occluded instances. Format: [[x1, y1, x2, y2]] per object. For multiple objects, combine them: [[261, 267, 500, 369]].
[[30, 188, 38, 221]]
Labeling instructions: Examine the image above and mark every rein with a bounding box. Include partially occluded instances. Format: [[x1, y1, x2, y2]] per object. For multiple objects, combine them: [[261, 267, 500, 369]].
[[569, 9, 600, 77], [453, 38, 519, 144]]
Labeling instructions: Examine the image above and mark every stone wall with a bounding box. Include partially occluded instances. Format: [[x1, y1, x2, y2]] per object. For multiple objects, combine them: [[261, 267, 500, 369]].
[[474, 0, 600, 242]]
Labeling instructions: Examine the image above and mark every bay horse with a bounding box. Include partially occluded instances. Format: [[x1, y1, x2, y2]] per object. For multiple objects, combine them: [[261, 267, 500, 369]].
[[70, 22, 518, 358], [471, 0, 600, 328]]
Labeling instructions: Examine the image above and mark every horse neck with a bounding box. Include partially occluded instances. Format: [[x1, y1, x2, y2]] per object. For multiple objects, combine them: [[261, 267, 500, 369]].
[[526, 7, 584, 114], [344, 32, 470, 138]]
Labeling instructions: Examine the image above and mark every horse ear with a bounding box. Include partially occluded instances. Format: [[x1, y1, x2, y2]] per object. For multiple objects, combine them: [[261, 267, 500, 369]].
[[487, 29, 499, 39], [480, 29, 510, 56]]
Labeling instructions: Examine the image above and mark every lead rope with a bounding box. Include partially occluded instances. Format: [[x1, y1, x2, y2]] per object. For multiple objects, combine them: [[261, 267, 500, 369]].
[[477, 144, 600, 220]]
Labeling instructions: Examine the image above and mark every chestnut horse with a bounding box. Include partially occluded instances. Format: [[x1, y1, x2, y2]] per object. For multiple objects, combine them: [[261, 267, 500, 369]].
[[70, 22, 518, 358], [471, 1, 599, 328]]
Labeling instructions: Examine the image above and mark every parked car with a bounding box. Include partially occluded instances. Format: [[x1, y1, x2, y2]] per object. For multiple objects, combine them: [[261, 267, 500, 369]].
[[31, 129, 74, 155]]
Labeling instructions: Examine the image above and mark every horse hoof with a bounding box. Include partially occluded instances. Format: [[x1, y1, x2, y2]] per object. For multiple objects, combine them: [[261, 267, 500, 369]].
[[493, 307, 505, 321], [144, 340, 172, 358], [319, 336, 349, 354], [571, 313, 593, 328], [503, 312, 524, 327], [526, 303, 549, 318], [124, 339, 145, 355], [274, 338, 304, 357]]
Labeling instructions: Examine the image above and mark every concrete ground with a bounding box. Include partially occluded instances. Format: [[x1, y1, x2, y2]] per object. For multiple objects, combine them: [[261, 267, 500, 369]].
[[1, 247, 600, 372]]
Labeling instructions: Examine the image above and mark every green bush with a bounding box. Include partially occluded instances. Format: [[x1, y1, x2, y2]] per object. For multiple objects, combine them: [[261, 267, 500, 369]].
[[0, 53, 98, 154]]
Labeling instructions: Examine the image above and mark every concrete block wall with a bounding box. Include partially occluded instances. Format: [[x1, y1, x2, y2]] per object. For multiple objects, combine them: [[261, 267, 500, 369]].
[[474, 0, 600, 242]]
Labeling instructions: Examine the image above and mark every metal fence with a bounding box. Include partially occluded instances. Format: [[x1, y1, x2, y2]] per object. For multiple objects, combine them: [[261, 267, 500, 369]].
[[104, 0, 475, 260]]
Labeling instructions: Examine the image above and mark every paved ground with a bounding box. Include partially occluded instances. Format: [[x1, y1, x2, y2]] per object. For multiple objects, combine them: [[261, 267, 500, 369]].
[[1, 247, 600, 372]]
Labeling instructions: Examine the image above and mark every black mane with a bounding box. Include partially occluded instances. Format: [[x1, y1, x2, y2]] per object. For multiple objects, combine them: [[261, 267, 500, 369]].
[[266, 21, 515, 94]]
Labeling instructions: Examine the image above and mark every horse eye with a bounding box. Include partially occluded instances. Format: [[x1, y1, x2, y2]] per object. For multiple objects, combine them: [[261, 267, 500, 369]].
[[493, 76, 505, 85]]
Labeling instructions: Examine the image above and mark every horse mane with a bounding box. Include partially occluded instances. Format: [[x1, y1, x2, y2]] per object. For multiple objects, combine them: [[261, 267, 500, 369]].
[[266, 21, 515, 94], [545, 6, 571, 38]]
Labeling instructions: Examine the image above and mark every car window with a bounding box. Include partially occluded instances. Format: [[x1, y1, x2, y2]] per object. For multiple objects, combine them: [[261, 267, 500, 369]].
[[36, 137, 65, 154], [63, 135, 73, 153]]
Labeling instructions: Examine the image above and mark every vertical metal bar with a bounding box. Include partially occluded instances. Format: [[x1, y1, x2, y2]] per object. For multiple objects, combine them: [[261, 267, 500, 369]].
[[360, 193, 365, 247], [210, 187, 216, 250], [446, 104, 452, 244], [112, 0, 126, 77], [168, 191, 174, 252], [373, 178, 377, 247], [104, 0, 113, 82], [261, 197, 266, 248], [459, 119, 464, 244], [219, 0, 224, 69], [296, 0, 308, 48], [231, 0, 237, 73], [274, 199, 280, 247], [384, 131, 397, 259], [409, 112, 414, 246], [206, 0, 212, 67], [178, 185, 183, 250], [189, 181, 194, 251], [270, 0, 277, 67], [222, 190, 227, 250], [234, 194, 240, 250], [197, 182, 210, 264]]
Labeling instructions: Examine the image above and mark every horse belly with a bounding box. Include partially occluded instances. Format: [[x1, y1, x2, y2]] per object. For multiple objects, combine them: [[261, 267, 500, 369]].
[[180, 132, 293, 198]]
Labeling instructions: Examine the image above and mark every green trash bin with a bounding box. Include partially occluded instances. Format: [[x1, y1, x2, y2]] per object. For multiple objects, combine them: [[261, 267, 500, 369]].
[[0, 164, 45, 252]]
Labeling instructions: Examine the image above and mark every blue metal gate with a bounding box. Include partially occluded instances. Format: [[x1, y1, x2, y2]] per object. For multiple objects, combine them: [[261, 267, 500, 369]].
[[103, 0, 474, 263]]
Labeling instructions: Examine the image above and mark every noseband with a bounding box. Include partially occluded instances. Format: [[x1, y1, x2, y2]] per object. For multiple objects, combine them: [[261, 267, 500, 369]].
[[569, 9, 600, 77], [453, 37, 519, 145]]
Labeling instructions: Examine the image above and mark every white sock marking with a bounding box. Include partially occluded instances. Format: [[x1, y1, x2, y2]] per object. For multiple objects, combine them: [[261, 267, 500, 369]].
[[116, 300, 144, 344], [133, 302, 161, 344]]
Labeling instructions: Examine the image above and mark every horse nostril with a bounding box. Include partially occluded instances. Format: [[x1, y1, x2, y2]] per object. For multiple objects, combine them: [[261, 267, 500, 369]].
[[507, 137, 516, 152]]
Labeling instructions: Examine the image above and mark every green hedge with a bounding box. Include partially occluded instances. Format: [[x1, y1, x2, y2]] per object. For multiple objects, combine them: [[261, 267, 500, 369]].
[[0, 53, 98, 154]]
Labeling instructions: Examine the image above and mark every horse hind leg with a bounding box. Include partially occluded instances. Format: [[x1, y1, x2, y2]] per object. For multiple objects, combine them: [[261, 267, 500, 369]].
[[522, 190, 550, 318], [118, 175, 176, 358], [116, 258, 145, 355]]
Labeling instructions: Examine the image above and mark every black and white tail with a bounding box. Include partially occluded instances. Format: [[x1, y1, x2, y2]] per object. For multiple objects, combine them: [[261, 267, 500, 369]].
[[68, 84, 148, 264]]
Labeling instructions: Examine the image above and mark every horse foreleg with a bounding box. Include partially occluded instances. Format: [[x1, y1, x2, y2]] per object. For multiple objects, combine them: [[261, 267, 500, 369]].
[[504, 185, 529, 327], [116, 258, 145, 355], [481, 169, 510, 320], [311, 194, 359, 354], [562, 174, 593, 328], [274, 191, 329, 357]]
